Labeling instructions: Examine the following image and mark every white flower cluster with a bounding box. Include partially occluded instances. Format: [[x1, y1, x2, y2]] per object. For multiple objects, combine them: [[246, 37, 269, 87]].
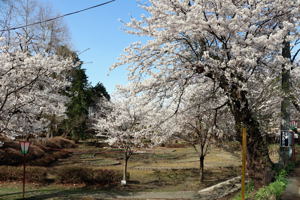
[[0, 47, 75, 138], [110, 0, 300, 140]]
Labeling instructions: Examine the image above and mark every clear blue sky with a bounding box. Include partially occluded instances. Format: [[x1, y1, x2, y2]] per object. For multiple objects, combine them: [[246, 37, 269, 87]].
[[41, 0, 147, 94]]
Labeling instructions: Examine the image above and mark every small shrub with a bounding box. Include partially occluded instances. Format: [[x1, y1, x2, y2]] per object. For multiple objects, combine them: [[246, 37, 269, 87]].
[[56, 166, 92, 184], [0, 166, 48, 183], [231, 180, 254, 200], [26, 167, 48, 183], [1, 148, 23, 165], [55, 166, 122, 186], [30, 154, 56, 166], [43, 137, 77, 149], [30, 150, 71, 166], [0, 166, 23, 181], [89, 169, 122, 185]]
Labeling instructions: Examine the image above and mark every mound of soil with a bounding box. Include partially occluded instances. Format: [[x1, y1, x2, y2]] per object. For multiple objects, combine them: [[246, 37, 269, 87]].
[[0, 137, 76, 166]]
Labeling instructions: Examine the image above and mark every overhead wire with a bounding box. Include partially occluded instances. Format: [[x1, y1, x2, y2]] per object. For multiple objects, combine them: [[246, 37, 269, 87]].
[[0, 0, 116, 32]]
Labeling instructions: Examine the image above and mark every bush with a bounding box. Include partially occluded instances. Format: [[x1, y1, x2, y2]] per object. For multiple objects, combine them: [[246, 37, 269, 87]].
[[231, 180, 255, 200], [0, 166, 48, 183], [87, 169, 122, 185], [232, 163, 294, 200], [30, 154, 56, 166], [56, 166, 91, 184], [0, 148, 23, 165], [254, 169, 288, 200], [42, 137, 77, 149], [55, 166, 122, 186], [26, 167, 48, 183], [30, 150, 71, 166], [0, 139, 73, 166], [0, 166, 23, 181]]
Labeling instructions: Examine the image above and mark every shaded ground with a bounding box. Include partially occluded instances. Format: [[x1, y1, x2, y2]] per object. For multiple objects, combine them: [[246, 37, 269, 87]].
[[0, 182, 237, 200], [0, 185, 197, 200]]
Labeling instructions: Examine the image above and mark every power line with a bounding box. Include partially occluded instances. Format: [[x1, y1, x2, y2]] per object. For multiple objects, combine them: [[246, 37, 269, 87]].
[[0, 0, 116, 32]]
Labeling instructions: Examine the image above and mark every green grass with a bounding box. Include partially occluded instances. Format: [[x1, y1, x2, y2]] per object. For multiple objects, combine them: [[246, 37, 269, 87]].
[[231, 181, 255, 200], [0, 183, 83, 200]]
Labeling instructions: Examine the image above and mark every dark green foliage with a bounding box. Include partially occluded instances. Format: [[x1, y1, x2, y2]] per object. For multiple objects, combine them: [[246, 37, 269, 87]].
[[89, 82, 110, 103], [65, 66, 90, 140], [57, 46, 110, 140]]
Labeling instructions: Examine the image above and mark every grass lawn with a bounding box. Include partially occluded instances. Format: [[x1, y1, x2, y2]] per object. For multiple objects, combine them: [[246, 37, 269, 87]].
[[0, 183, 86, 200], [0, 142, 243, 199]]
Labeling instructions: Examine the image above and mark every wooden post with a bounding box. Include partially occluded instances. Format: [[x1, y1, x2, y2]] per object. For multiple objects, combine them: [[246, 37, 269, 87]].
[[241, 128, 247, 200]]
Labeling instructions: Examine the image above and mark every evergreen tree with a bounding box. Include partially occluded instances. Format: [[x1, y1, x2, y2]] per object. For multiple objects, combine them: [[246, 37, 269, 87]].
[[65, 66, 90, 140], [56, 45, 110, 140]]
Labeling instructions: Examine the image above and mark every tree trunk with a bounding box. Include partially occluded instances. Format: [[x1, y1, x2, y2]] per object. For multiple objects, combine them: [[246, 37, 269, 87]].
[[203, 64, 274, 187], [199, 155, 204, 183], [280, 41, 291, 165], [122, 152, 129, 185], [245, 125, 273, 188], [281, 41, 291, 131], [230, 91, 274, 188]]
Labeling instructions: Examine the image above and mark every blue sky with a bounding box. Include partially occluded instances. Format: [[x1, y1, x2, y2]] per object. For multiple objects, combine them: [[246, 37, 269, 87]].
[[41, 0, 147, 94]]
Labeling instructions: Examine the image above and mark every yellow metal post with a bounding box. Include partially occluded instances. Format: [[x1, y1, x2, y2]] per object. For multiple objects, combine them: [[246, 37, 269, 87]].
[[242, 128, 247, 200]]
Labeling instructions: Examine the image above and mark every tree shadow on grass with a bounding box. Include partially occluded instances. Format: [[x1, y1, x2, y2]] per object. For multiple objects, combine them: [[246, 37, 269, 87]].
[[0, 187, 132, 200], [26, 188, 131, 200], [0, 188, 56, 200]]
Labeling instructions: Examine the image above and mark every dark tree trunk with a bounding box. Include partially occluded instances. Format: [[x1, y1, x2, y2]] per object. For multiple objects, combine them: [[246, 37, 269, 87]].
[[230, 89, 273, 188], [281, 41, 291, 131], [244, 124, 273, 188], [199, 60, 274, 187], [280, 41, 291, 165], [199, 154, 204, 182]]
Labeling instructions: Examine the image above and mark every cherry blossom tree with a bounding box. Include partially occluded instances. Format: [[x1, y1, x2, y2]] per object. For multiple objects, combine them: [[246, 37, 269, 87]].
[[94, 95, 153, 185], [173, 106, 218, 183], [167, 83, 232, 182], [112, 0, 300, 187], [0, 42, 75, 140]]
